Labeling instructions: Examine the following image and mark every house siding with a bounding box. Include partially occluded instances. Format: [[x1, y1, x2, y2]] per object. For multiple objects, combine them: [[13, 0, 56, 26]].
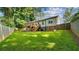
[[38, 17, 58, 28]]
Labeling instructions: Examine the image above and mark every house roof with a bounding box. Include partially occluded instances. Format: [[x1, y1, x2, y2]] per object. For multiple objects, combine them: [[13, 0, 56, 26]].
[[27, 16, 58, 24], [35, 16, 58, 22]]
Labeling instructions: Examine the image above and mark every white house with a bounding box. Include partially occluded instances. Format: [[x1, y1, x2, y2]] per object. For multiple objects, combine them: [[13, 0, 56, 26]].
[[34, 7, 65, 30], [35, 16, 58, 26], [26, 7, 73, 31]]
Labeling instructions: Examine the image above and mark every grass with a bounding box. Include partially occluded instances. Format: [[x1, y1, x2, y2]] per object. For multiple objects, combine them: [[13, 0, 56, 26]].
[[0, 30, 79, 51]]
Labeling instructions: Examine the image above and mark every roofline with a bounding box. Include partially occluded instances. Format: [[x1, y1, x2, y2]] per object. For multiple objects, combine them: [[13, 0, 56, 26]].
[[27, 16, 58, 23], [35, 16, 58, 22]]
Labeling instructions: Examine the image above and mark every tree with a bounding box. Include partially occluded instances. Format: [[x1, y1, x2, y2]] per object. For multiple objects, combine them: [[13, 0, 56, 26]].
[[15, 18, 26, 28], [0, 7, 42, 28], [71, 11, 79, 22], [64, 8, 73, 23], [13, 7, 36, 28], [13, 7, 36, 21], [0, 7, 15, 27]]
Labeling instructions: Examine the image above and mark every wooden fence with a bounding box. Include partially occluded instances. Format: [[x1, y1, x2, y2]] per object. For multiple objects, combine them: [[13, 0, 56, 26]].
[[41, 23, 70, 31], [0, 24, 14, 41]]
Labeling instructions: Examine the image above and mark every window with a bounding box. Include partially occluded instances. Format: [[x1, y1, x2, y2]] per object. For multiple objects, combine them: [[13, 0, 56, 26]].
[[48, 20, 53, 24]]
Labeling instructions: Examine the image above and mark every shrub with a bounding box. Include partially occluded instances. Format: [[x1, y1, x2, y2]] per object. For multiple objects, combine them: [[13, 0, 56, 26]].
[[16, 18, 26, 28]]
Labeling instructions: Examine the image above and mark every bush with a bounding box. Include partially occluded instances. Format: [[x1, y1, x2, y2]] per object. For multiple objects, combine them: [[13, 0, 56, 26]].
[[1, 18, 15, 27], [16, 18, 26, 28], [71, 12, 79, 22]]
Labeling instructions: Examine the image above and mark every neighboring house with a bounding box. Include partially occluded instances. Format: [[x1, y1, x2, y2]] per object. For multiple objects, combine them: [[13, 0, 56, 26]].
[[26, 7, 70, 31], [33, 7, 65, 30], [35, 7, 65, 23], [34, 16, 58, 30]]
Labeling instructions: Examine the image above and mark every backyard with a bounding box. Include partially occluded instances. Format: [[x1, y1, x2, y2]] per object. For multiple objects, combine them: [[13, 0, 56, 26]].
[[0, 7, 79, 51], [0, 30, 79, 51]]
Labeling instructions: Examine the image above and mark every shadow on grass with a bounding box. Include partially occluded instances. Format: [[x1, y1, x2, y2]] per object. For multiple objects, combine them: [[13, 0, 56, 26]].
[[0, 30, 79, 51]]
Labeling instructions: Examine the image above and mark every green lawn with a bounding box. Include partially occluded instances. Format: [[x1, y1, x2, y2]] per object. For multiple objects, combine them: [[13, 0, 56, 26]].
[[0, 30, 79, 51]]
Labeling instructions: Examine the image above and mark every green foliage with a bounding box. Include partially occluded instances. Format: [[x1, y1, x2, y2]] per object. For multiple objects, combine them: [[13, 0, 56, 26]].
[[64, 8, 73, 23], [13, 7, 36, 21], [64, 8, 79, 23], [15, 18, 26, 28], [13, 7, 37, 28], [71, 12, 79, 22], [0, 7, 39, 28], [1, 18, 15, 27], [0, 7, 14, 27], [6, 21, 15, 27]]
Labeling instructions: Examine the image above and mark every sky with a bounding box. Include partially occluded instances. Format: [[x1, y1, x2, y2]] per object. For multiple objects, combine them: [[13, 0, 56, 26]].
[[41, 7, 66, 18]]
